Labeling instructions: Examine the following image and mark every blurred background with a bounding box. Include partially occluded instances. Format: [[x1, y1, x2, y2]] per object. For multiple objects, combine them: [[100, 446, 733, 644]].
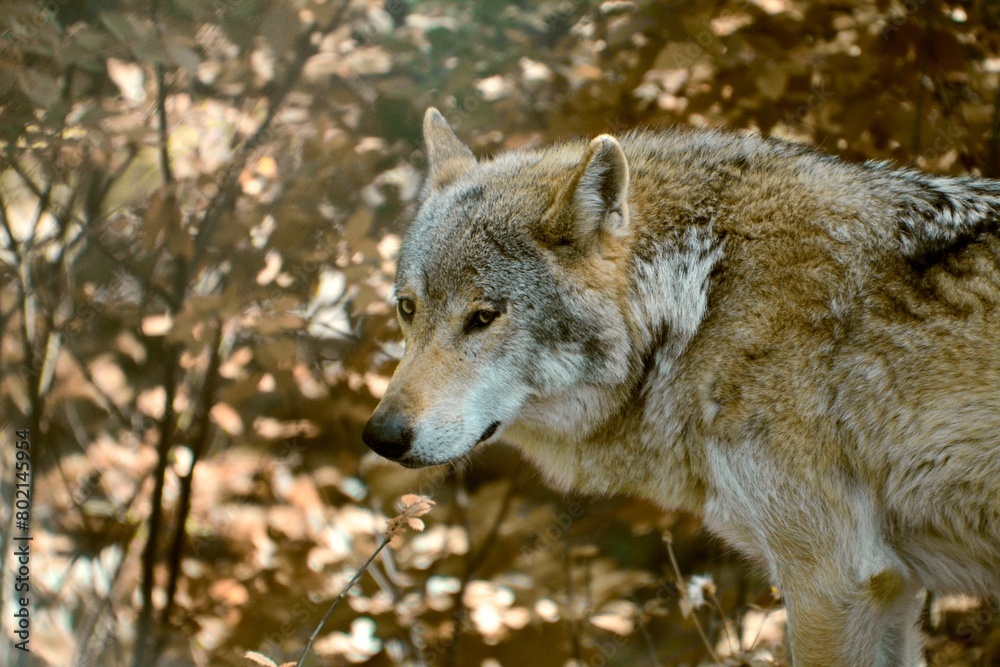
[[1, 0, 998, 665]]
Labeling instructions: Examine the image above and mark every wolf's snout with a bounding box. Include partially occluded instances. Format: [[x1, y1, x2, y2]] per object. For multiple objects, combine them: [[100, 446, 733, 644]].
[[362, 409, 413, 460]]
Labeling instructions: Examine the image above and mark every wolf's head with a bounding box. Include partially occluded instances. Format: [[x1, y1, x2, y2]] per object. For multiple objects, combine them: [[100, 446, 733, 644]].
[[362, 108, 635, 467]]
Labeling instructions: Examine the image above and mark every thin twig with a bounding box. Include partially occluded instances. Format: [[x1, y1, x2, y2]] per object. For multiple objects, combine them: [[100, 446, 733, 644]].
[[566, 540, 582, 666], [292, 496, 433, 667], [61, 346, 132, 429], [91, 143, 139, 212], [5, 157, 43, 200], [748, 604, 778, 652], [368, 544, 427, 665], [708, 590, 737, 656], [79, 229, 175, 304], [0, 188, 20, 256], [48, 175, 84, 267], [637, 614, 659, 666], [294, 535, 393, 667], [664, 533, 721, 664], [77, 513, 146, 667], [4, 151, 165, 303]]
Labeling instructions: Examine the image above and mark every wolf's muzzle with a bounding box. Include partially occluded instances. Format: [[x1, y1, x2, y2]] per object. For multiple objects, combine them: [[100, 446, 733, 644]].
[[362, 410, 413, 461]]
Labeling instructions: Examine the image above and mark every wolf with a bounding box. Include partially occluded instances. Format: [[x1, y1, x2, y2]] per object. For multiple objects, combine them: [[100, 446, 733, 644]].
[[363, 107, 1000, 665]]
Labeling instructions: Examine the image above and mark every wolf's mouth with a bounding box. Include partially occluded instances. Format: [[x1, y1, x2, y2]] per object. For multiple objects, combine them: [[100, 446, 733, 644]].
[[477, 421, 501, 443], [395, 421, 503, 469], [397, 457, 430, 469]]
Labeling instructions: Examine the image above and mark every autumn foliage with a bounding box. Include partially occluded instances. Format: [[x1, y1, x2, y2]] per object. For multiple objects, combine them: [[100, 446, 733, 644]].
[[1, 0, 998, 665]]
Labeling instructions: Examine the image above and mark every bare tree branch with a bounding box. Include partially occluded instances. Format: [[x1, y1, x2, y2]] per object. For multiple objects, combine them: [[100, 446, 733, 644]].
[[0, 188, 21, 257], [133, 341, 179, 667], [160, 322, 224, 626], [155, 65, 174, 186], [187, 0, 352, 275]]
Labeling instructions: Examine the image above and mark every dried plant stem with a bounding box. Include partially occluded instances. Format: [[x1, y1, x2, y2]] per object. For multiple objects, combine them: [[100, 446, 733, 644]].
[[295, 534, 392, 667], [708, 591, 737, 655], [637, 613, 659, 665], [748, 604, 778, 652], [367, 547, 427, 666], [565, 541, 583, 665], [663, 534, 721, 664]]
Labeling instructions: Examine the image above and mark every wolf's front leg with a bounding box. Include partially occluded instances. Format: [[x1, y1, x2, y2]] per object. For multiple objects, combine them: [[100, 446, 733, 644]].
[[778, 564, 924, 667], [705, 442, 926, 665]]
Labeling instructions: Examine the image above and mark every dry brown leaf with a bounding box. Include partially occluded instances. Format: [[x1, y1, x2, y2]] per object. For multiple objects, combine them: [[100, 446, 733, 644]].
[[243, 650, 278, 667], [141, 313, 174, 336], [210, 402, 244, 436], [386, 494, 435, 538]]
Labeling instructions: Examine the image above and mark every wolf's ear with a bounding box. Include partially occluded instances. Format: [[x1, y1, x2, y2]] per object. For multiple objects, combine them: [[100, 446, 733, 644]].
[[422, 108, 475, 194], [569, 134, 630, 246]]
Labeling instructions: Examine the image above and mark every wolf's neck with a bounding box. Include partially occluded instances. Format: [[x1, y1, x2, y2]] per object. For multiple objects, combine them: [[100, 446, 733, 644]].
[[584, 223, 722, 505], [503, 225, 722, 503], [625, 223, 723, 356]]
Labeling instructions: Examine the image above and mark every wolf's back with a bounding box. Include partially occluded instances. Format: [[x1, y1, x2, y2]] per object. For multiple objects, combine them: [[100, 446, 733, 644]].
[[613, 128, 1000, 263]]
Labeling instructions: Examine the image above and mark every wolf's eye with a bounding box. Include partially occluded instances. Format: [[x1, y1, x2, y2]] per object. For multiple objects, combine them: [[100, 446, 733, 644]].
[[397, 297, 415, 321], [469, 309, 498, 330]]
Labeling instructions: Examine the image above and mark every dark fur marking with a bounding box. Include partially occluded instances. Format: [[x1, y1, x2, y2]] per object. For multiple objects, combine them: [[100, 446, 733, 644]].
[[454, 184, 486, 207], [604, 321, 672, 429], [898, 181, 1000, 271], [906, 224, 988, 273]]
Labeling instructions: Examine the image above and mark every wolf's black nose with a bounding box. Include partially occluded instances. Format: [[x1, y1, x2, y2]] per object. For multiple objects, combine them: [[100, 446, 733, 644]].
[[362, 411, 413, 460]]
